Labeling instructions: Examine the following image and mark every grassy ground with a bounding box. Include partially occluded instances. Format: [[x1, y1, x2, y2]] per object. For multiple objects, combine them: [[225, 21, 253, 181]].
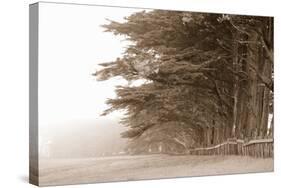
[[39, 154, 273, 186]]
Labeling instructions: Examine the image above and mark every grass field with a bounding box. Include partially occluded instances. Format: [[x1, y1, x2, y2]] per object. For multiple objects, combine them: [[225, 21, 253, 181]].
[[39, 154, 273, 186]]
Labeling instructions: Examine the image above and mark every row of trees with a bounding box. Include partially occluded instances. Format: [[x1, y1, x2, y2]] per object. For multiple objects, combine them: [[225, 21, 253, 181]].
[[94, 10, 273, 154]]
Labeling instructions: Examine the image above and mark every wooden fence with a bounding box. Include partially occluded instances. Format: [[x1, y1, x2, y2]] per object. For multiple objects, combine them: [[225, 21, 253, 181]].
[[189, 138, 273, 158]]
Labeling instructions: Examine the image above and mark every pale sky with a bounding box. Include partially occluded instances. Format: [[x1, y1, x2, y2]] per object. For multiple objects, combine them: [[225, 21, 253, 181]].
[[38, 3, 145, 128]]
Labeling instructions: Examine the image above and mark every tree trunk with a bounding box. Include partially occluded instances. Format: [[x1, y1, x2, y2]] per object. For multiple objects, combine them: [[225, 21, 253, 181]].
[[232, 32, 239, 138], [245, 31, 259, 139], [259, 18, 273, 138]]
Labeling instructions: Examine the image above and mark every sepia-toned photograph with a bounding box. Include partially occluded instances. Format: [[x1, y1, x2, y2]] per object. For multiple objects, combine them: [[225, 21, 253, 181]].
[[30, 2, 273, 186]]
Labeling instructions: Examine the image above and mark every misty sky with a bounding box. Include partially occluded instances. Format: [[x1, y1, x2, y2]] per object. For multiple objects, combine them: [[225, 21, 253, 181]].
[[37, 3, 149, 156], [38, 3, 145, 128]]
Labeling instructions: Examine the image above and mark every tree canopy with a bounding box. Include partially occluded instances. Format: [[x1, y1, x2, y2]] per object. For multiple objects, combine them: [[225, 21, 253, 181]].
[[94, 10, 273, 154]]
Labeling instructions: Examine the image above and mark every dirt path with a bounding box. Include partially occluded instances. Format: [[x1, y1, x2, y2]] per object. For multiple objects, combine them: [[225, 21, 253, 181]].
[[39, 155, 273, 186]]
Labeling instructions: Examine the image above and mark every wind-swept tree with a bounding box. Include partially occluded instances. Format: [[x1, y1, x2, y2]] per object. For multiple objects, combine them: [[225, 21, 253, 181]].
[[94, 10, 273, 154]]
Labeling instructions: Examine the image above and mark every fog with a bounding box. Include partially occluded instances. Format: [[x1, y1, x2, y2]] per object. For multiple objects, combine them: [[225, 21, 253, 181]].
[[39, 118, 128, 158], [38, 3, 144, 159]]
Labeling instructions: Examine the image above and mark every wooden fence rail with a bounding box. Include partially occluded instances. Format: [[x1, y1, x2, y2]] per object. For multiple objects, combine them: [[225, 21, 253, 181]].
[[189, 138, 273, 158]]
